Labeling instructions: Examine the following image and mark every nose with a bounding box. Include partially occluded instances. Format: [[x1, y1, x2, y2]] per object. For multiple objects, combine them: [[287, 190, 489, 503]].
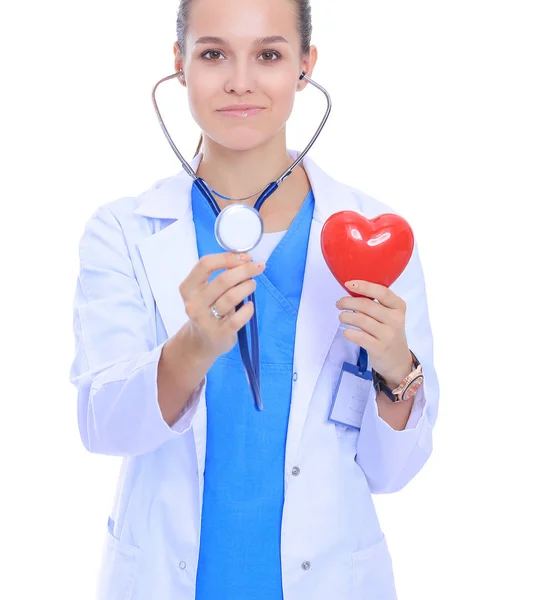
[[224, 60, 256, 95]]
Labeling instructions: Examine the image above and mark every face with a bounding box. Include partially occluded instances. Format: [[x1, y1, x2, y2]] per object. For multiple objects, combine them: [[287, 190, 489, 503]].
[[174, 0, 317, 151]]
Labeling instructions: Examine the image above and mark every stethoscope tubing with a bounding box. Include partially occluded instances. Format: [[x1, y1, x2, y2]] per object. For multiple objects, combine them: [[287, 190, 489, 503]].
[[152, 71, 331, 199], [152, 70, 332, 410]]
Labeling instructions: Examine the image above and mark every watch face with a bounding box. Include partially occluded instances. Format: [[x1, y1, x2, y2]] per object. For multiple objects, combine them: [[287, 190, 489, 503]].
[[402, 375, 424, 401]]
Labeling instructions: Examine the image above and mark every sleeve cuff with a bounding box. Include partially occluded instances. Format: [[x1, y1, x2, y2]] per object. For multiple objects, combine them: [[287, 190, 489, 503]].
[[404, 384, 427, 430], [170, 377, 206, 433], [138, 342, 205, 436]]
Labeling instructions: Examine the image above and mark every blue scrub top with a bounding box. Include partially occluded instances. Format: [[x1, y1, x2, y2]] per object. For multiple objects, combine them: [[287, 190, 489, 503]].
[[192, 186, 314, 600]]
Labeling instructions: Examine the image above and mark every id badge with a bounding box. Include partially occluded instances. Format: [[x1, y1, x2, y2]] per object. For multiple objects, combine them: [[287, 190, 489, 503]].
[[328, 347, 372, 431]]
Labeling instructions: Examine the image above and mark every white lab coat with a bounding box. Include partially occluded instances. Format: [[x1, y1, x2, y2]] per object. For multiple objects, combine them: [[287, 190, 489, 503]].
[[70, 150, 439, 600]]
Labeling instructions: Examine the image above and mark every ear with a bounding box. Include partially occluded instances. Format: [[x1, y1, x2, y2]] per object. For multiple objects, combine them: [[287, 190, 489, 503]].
[[173, 42, 186, 85], [173, 42, 183, 72], [298, 45, 318, 91]]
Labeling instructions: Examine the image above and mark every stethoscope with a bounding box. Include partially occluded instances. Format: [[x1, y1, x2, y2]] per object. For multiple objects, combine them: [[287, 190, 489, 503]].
[[152, 70, 332, 410]]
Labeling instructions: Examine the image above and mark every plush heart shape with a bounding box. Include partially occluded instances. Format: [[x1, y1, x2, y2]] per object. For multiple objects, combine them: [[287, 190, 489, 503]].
[[321, 211, 414, 297]]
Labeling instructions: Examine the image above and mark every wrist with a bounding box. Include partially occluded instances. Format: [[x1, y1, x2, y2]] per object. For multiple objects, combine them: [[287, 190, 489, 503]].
[[383, 351, 415, 390], [176, 323, 217, 369]]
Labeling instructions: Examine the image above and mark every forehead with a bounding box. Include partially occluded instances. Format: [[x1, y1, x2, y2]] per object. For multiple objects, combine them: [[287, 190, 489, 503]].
[[188, 0, 298, 42]]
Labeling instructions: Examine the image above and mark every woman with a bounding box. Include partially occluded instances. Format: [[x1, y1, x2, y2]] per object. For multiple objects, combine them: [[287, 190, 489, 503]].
[[70, 0, 439, 598]]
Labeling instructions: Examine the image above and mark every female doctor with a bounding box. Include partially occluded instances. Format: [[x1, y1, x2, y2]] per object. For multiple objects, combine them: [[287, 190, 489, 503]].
[[69, 0, 439, 598]]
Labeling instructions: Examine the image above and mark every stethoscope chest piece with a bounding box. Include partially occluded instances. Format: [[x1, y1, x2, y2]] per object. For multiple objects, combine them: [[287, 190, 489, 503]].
[[215, 204, 264, 253]]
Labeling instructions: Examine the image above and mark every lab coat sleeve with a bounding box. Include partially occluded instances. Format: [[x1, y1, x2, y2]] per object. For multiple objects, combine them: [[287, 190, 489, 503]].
[[69, 206, 204, 457], [354, 238, 440, 494]]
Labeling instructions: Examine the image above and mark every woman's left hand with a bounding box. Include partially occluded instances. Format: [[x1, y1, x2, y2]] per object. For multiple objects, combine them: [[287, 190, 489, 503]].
[[336, 280, 414, 389]]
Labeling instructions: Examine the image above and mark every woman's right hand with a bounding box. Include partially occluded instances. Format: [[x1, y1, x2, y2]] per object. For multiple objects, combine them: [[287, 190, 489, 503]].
[[178, 252, 265, 363]]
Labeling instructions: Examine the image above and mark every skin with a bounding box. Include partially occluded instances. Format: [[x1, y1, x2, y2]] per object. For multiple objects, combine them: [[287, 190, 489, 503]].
[[158, 0, 417, 431]]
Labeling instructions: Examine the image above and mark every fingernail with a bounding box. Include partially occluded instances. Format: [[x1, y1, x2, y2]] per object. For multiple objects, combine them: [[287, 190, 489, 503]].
[[238, 253, 251, 261]]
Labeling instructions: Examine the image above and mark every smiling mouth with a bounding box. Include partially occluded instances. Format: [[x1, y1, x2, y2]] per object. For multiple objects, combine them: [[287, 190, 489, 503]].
[[217, 107, 266, 118]]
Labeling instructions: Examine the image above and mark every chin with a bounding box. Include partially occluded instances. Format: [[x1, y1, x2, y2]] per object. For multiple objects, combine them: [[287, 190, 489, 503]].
[[207, 128, 278, 153]]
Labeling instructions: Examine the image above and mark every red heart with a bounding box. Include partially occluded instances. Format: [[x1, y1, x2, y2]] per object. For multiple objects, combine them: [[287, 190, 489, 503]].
[[321, 211, 414, 297]]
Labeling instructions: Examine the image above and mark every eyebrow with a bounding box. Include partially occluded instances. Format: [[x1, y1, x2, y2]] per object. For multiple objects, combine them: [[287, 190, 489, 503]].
[[195, 35, 289, 46]]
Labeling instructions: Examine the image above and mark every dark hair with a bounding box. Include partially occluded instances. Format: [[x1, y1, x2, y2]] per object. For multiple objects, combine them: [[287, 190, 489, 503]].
[[176, 0, 313, 157]]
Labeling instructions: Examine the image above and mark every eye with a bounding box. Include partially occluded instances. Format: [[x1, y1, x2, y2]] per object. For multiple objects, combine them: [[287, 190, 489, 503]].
[[258, 50, 281, 62], [201, 50, 225, 61]]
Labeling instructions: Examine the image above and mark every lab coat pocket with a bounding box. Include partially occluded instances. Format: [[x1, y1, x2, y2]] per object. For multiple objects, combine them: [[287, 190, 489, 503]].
[[97, 530, 142, 600], [352, 535, 397, 599]]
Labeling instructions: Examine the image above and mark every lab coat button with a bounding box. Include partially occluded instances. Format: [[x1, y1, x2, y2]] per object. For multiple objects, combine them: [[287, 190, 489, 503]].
[[178, 561, 187, 570], [292, 466, 300, 476], [302, 561, 311, 570], [292, 372, 298, 381]]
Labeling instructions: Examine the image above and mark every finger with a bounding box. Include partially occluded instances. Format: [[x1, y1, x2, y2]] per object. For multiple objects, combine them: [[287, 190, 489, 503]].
[[211, 278, 257, 318], [226, 300, 255, 333], [337, 296, 387, 323], [339, 310, 387, 340], [202, 260, 264, 307], [181, 252, 252, 300], [342, 327, 380, 354], [344, 280, 404, 310]]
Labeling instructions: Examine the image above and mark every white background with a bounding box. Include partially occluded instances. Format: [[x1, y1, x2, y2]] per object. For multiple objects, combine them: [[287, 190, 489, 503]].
[[1, 0, 537, 598]]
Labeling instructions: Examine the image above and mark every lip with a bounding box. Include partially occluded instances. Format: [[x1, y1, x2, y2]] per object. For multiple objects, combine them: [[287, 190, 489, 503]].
[[217, 105, 266, 118], [218, 104, 265, 111]]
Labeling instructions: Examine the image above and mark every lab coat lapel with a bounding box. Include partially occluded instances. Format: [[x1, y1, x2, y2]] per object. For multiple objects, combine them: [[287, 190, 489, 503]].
[[284, 152, 361, 470], [135, 155, 203, 339]]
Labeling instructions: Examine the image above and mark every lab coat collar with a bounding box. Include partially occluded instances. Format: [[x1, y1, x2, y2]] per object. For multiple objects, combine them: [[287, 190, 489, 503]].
[[133, 149, 358, 221]]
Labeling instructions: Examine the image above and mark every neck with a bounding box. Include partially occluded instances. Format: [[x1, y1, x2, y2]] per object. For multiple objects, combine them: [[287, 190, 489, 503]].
[[195, 132, 293, 206]]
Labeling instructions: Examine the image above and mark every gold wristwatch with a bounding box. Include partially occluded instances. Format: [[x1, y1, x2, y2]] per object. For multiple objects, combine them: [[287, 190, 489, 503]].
[[372, 350, 424, 403]]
